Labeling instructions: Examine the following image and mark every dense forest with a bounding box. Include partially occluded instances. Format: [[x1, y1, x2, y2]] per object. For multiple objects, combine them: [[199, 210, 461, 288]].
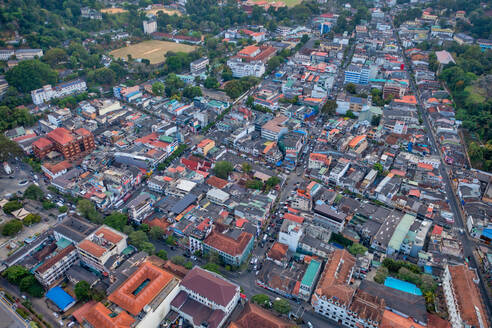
[[436, 44, 492, 171]]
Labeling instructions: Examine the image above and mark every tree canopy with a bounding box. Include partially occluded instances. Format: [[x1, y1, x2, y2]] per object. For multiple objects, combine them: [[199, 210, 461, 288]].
[[213, 161, 234, 179], [6, 60, 58, 93]]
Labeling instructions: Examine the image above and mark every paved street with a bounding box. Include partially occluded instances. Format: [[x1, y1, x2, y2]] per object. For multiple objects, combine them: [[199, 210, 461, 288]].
[[0, 295, 27, 328], [396, 28, 492, 319]]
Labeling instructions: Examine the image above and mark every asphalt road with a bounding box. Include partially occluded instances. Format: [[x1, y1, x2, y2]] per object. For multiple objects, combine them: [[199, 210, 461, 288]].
[[0, 296, 27, 328], [395, 27, 492, 319]]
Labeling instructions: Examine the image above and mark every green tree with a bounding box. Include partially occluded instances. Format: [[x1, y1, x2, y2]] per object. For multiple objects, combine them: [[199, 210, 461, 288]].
[[5, 60, 58, 93], [23, 214, 41, 226], [149, 226, 164, 240], [345, 110, 356, 119], [374, 266, 388, 284], [348, 243, 367, 256], [265, 176, 281, 189], [266, 56, 283, 74], [42, 200, 56, 210], [241, 162, 252, 173], [3, 265, 29, 284], [345, 83, 356, 94], [157, 250, 168, 260], [152, 81, 165, 96], [58, 205, 68, 213], [321, 100, 337, 116], [204, 76, 219, 89], [371, 115, 381, 126], [273, 299, 290, 314], [141, 241, 155, 254], [213, 161, 234, 179], [182, 86, 202, 99], [43, 48, 68, 67], [23, 184, 44, 201], [251, 294, 270, 307], [2, 200, 23, 214], [77, 199, 102, 223], [246, 179, 263, 190], [129, 230, 149, 249], [202, 262, 221, 275], [74, 281, 91, 301], [171, 255, 186, 266], [373, 163, 383, 174], [165, 235, 177, 246], [224, 80, 243, 99], [184, 261, 193, 269], [0, 135, 24, 161], [2, 219, 23, 236], [104, 212, 128, 231]]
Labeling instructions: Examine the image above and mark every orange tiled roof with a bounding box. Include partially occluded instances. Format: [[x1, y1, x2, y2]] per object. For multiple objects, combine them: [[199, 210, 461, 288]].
[[228, 302, 294, 328], [78, 239, 106, 258], [267, 242, 289, 261], [42, 160, 72, 175], [283, 213, 304, 224], [74, 301, 135, 328], [239, 45, 259, 56], [108, 261, 175, 316], [448, 265, 489, 328], [47, 127, 74, 145], [95, 227, 124, 244], [204, 230, 253, 256], [75, 128, 91, 137], [36, 245, 76, 274], [381, 310, 425, 328], [33, 137, 53, 149], [312, 249, 355, 306], [207, 176, 228, 189], [348, 135, 366, 148]]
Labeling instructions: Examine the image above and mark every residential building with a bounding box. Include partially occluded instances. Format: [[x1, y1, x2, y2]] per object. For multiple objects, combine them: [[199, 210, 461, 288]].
[[442, 264, 489, 328], [14, 48, 43, 60], [229, 302, 294, 328], [171, 267, 240, 328], [298, 259, 322, 301], [143, 19, 157, 34], [76, 225, 127, 273], [313, 204, 347, 233], [190, 57, 209, 75], [31, 79, 87, 105], [34, 244, 78, 287], [197, 138, 215, 156], [261, 115, 289, 141], [203, 228, 254, 266], [278, 219, 303, 252], [227, 58, 265, 78]]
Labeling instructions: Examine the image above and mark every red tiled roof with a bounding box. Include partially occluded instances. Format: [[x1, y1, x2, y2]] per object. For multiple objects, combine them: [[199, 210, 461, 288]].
[[47, 127, 74, 145], [283, 213, 304, 224], [448, 265, 489, 328], [207, 176, 228, 189], [75, 128, 91, 136], [238, 45, 259, 56], [73, 301, 135, 328], [229, 302, 293, 328], [204, 230, 253, 256], [267, 242, 288, 261], [432, 225, 443, 235], [313, 249, 355, 306], [109, 261, 176, 316], [42, 160, 72, 175], [78, 239, 106, 258], [32, 137, 53, 150], [95, 227, 124, 244]]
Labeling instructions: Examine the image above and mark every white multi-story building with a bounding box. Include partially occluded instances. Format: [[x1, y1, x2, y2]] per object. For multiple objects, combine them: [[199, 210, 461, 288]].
[[190, 57, 209, 75], [227, 58, 265, 78], [34, 244, 78, 287], [171, 267, 240, 328], [31, 79, 87, 105], [143, 19, 157, 34], [76, 226, 127, 273], [278, 219, 303, 252], [329, 159, 350, 184], [0, 49, 14, 61], [14, 48, 43, 60]]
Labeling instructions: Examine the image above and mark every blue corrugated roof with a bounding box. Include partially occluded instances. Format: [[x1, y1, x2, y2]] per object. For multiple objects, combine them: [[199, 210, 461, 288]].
[[46, 286, 75, 311]]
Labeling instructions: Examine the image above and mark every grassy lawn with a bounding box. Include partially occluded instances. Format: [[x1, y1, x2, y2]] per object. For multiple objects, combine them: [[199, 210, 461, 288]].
[[252, 0, 303, 7], [144, 8, 182, 16], [109, 40, 196, 64], [100, 8, 128, 14]]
